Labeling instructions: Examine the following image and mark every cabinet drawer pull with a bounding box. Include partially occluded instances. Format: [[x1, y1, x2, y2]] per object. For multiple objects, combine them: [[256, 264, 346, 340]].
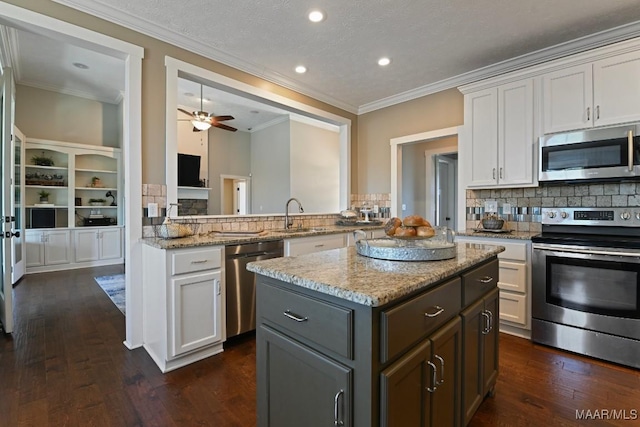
[[190, 259, 209, 264], [477, 276, 494, 284], [481, 311, 491, 335], [426, 360, 437, 392], [434, 354, 445, 386], [334, 389, 344, 426], [314, 244, 325, 248], [283, 310, 308, 322], [424, 306, 444, 318]]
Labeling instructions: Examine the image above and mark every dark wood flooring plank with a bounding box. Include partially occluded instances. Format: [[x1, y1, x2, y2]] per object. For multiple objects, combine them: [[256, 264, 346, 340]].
[[3, 267, 640, 426]]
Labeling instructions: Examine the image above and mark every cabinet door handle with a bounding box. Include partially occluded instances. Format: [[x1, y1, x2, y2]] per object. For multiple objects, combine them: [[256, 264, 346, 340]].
[[629, 130, 634, 172], [333, 389, 344, 426], [492, 168, 496, 179], [487, 309, 494, 332], [586, 107, 590, 121], [215, 279, 221, 296], [426, 360, 438, 392], [283, 310, 308, 322], [477, 276, 494, 284], [434, 354, 445, 386], [424, 306, 444, 318], [499, 167, 503, 179], [481, 311, 491, 335], [596, 105, 600, 120]]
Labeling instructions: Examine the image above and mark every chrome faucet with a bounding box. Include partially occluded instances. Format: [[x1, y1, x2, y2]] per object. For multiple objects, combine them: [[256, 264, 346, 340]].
[[285, 197, 304, 229]]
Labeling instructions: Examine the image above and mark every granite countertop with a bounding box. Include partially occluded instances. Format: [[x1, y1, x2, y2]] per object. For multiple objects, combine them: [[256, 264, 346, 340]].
[[141, 224, 385, 249], [456, 229, 539, 240], [247, 243, 504, 307]]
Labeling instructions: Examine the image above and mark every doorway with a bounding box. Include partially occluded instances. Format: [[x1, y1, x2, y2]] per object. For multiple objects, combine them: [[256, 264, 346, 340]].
[[433, 153, 458, 228], [0, 4, 142, 345], [220, 175, 250, 215]]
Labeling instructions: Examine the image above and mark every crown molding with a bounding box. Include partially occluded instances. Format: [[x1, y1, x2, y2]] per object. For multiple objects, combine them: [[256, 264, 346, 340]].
[[359, 20, 640, 114], [0, 25, 18, 73], [53, 0, 359, 114], [49, 1, 640, 115]]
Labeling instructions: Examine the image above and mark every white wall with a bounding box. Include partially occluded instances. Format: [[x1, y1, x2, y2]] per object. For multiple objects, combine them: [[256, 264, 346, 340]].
[[208, 128, 251, 214], [251, 120, 290, 214], [15, 84, 121, 147], [290, 120, 340, 213]]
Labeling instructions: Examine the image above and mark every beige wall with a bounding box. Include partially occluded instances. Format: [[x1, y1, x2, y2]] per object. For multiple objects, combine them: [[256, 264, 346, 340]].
[[12, 0, 357, 186], [357, 88, 463, 194], [15, 85, 120, 147]]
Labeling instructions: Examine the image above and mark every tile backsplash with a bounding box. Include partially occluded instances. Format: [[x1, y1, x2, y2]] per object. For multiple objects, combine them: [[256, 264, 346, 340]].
[[466, 182, 640, 232]]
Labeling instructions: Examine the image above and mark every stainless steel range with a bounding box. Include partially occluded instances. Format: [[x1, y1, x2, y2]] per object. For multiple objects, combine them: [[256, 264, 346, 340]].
[[531, 207, 640, 369]]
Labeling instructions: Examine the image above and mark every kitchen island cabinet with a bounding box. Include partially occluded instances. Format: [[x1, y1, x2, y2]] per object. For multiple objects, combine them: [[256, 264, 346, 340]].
[[248, 243, 503, 427]]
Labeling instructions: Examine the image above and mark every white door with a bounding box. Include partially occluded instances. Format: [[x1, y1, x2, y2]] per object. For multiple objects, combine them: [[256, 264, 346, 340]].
[[12, 126, 25, 283], [234, 180, 247, 215], [435, 155, 457, 229], [1, 68, 15, 333]]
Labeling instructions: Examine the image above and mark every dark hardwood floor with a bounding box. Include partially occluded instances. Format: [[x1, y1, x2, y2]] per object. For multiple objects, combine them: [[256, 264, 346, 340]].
[[2, 267, 639, 426]]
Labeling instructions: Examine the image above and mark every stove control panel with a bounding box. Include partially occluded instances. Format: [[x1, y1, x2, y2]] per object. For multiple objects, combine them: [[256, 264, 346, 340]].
[[542, 207, 640, 226]]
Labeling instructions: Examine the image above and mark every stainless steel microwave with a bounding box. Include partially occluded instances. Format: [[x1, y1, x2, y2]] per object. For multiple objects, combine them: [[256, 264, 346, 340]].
[[539, 124, 640, 182]]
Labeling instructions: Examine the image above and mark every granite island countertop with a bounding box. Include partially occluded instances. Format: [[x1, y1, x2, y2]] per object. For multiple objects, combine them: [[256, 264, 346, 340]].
[[141, 224, 385, 249], [247, 243, 504, 307]]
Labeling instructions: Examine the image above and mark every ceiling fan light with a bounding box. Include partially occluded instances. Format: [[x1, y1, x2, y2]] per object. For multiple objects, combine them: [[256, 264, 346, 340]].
[[191, 120, 212, 131]]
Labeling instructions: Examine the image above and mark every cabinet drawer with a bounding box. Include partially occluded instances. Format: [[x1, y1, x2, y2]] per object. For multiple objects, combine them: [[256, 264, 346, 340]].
[[286, 234, 346, 256], [498, 261, 526, 293], [497, 242, 527, 261], [171, 247, 222, 275], [380, 278, 461, 363], [462, 259, 499, 306], [259, 282, 353, 359], [499, 291, 527, 326]]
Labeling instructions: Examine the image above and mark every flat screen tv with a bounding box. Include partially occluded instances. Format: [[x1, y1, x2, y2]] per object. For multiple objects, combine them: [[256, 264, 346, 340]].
[[177, 153, 201, 187]]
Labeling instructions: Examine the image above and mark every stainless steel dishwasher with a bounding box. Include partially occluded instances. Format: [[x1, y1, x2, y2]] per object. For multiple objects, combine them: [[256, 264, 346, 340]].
[[225, 240, 284, 338]]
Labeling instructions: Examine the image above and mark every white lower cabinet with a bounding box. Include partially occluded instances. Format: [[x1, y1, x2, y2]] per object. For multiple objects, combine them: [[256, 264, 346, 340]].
[[74, 227, 122, 262], [285, 233, 347, 256], [142, 244, 225, 372], [25, 229, 71, 268], [456, 236, 531, 337]]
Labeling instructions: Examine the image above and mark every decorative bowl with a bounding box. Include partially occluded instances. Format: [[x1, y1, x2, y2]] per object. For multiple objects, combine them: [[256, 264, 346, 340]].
[[482, 218, 504, 230]]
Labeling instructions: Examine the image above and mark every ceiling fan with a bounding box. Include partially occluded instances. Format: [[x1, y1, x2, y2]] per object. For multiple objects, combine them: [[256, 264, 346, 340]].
[[178, 84, 237, 132]]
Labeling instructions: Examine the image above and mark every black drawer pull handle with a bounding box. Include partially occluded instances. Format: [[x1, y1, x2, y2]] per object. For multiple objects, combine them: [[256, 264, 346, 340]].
[[283, 310, 308, 322], [424, 306, 444, 318], [477, 276, 493, 284]]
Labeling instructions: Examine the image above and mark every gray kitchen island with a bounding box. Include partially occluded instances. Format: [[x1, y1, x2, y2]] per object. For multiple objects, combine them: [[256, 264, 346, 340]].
[[247, 242, 504, 427]]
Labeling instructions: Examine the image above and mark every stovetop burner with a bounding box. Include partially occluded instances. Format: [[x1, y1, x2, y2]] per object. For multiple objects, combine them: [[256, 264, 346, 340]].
[[533, 207, 640, 249]]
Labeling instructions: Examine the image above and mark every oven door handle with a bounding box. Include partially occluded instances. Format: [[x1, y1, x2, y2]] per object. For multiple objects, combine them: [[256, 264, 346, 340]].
[[629, 129, 634, 172], [533, 243, 640, 258]]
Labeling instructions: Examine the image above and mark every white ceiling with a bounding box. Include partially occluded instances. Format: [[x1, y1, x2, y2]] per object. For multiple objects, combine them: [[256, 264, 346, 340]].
[[7, 0, 640, 117]]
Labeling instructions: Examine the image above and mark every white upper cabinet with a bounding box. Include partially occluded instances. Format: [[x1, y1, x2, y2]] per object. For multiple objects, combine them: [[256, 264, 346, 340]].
[[464, 79, 536, 188], [543, 50, 640, 133]]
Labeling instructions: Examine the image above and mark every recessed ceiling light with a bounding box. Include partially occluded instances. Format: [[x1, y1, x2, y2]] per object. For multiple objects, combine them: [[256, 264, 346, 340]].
[[378, 57, 391, 66], [308, 9, 325, 22], [72, 62, 89, 69], [295, 65, 307, 74]]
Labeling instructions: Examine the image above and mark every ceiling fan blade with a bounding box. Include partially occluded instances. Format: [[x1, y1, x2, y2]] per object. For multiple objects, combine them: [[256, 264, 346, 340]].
[[193, 127, 202, 132], [212, 122, 237, 132], [212, 115, 234, 122], [178, 108, 194, 117]]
